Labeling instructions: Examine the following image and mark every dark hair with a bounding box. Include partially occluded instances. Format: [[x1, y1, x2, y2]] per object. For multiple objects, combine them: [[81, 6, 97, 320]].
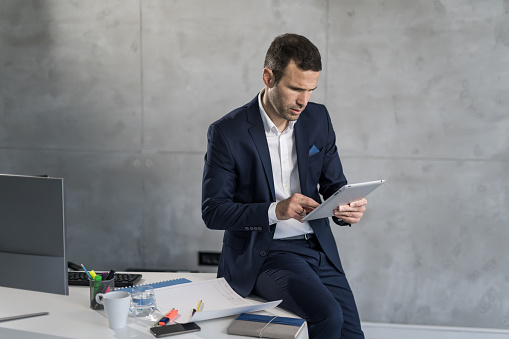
[[264, 33, 322, 83]]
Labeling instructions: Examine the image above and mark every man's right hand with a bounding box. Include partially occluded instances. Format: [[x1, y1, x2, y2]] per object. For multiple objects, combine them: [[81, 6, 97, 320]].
[[275, 193, 320, 222]]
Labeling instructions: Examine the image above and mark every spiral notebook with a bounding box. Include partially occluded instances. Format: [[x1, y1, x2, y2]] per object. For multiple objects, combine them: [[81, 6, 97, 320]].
[[118, 277, 191, 293]]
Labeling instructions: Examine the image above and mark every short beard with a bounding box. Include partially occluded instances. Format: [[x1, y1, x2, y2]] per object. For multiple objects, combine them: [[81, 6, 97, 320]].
[[268, 86, 300, 122]]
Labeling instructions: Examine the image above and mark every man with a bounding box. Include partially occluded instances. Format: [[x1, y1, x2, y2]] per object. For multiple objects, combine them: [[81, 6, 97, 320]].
[[202, 33, 367, 339]]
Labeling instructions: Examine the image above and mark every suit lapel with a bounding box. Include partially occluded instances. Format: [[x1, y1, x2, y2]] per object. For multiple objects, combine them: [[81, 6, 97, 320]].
[[247, 96, 276, 201], [295, 114, 310, 196]]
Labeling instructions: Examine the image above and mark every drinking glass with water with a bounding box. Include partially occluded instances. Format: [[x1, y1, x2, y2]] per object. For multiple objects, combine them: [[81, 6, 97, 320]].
[[129, 286, 156, 317]]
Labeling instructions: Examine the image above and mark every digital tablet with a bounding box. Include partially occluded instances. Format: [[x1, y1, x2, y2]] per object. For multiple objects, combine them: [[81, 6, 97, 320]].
[[302, 180, 385, 221]]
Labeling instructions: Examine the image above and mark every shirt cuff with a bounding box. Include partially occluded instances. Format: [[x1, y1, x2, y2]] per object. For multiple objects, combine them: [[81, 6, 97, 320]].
[[333, 216, 351, 227], [268, 202, 279, 225]]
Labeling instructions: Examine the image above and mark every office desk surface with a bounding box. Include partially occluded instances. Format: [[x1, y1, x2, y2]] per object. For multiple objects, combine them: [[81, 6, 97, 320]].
[[0, 272, 308, 339]]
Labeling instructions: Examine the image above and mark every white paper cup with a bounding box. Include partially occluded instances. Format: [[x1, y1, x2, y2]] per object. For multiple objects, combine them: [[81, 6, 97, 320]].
[[96, 291, 131, 329]]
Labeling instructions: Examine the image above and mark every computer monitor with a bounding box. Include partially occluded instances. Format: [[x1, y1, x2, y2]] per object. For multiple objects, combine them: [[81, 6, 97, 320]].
[[0, 174, 68, 295]]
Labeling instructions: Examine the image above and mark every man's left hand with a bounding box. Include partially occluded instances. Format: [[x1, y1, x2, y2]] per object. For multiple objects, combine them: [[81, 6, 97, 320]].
[[333, 198, 367, 224]]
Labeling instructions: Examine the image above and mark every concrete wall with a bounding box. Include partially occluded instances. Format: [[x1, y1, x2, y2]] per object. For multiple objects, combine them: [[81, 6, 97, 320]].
[[1, 0, 508, 329]]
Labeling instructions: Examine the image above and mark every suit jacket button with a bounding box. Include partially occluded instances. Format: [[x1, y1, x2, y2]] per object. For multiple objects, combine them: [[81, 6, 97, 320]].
[[245, 227, 249, 230], [259, 251, 267, 257]]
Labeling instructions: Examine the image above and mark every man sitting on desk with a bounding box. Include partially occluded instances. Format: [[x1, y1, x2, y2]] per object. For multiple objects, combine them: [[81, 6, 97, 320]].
[[202, 33, 367, 339]]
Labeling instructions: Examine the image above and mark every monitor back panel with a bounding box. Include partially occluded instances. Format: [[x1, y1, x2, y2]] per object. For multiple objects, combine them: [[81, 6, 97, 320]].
[[0, 174, 68, 295]]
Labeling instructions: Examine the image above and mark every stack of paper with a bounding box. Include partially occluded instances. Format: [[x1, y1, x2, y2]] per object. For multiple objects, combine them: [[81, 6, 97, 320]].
[[153, 278, 281, 323]]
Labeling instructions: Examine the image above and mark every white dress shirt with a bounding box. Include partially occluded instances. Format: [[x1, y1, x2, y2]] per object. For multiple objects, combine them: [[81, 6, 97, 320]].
[[258, 90, 314, 239]]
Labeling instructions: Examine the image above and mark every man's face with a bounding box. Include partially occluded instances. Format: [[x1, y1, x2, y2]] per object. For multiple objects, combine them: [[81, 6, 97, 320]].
[[265, 61, 320, 123]]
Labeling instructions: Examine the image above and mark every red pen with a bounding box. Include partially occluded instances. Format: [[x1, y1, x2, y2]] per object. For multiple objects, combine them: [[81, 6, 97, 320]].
[[155, 309, 178, 326]]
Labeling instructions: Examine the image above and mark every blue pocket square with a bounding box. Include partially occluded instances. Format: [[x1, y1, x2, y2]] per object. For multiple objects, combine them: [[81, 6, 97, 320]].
[[309, 145, 320, 156]]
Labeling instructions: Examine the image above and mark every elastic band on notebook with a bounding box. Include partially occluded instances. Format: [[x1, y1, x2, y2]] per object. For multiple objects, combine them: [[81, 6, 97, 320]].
[[259, 316, 278, 338]]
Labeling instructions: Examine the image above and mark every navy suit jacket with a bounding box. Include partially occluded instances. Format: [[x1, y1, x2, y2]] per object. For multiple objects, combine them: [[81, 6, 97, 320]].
[[202, 95, 348, 297]]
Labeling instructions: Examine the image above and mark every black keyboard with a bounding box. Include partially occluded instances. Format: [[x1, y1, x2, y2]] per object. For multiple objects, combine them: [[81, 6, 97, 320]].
[[68, 272, 142, 287]]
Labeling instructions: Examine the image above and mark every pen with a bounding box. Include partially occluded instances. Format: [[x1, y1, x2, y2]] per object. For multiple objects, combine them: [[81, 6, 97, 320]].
[[0, 312, 49, 323], [154, 308, 178, 327], [191, 300, 203, 316], [81, 263, 93, 280], [105, 269, 116, 281]]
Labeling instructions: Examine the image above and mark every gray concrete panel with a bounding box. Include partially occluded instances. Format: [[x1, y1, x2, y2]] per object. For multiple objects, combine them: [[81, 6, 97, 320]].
[[326, 1, 509, 160], [333, 156, 509, 328], [141, 0, 327, 152], [139, 152, 221, 273], [0, 0, 142, 150]]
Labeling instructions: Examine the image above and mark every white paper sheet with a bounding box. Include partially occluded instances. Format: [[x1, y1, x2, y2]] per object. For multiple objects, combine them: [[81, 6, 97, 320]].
[[153, 278, 281, 323]]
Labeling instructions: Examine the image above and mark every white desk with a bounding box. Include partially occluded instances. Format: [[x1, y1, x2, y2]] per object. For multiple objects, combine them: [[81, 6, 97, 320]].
[[0, 272, 308, 339]]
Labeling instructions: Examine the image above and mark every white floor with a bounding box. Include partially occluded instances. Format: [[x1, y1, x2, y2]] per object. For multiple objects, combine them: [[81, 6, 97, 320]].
[[362, 322, 509, 339]]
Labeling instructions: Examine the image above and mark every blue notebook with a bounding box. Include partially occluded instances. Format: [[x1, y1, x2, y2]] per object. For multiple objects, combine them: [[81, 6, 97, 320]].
[[119, 278, 191, 293], [236, 313, 305, 326]]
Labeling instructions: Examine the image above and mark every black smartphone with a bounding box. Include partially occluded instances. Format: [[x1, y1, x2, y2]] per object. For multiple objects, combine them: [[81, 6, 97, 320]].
[[150, 322, 201, 337]]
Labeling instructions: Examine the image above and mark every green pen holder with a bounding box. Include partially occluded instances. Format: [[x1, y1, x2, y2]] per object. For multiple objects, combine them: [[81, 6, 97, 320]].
[[89, 277, 115, 310]]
